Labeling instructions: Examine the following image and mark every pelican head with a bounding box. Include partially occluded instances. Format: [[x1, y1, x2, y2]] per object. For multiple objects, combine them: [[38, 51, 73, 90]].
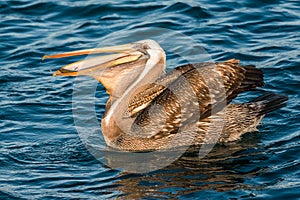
[[44, 40, 166, 97]]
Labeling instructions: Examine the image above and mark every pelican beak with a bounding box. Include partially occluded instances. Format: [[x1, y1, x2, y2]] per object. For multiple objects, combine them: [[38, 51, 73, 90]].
[[43, 42, 147, 77]]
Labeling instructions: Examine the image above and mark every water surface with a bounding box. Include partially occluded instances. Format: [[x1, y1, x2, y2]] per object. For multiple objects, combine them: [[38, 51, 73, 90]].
[[0, 0, 299, 199]]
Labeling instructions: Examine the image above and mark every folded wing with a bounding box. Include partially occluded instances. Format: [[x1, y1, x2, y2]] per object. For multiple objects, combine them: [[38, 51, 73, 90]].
[[127, 59, 264, 138]]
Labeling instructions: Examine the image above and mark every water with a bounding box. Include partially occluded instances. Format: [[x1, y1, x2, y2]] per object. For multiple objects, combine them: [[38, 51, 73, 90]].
[[1, 0, 299, 199]]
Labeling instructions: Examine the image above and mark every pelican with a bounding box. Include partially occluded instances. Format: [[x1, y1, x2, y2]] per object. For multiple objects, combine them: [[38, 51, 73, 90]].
[[44, 39, 288, 152]]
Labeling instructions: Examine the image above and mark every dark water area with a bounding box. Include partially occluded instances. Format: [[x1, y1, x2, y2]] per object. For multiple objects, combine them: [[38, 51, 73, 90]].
[[1, 0, 299, 199]]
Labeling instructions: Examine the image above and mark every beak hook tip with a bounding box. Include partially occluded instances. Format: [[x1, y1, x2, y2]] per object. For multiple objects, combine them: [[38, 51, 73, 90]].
[[42, 55, 49, 61], [53, 70, 61, 76]]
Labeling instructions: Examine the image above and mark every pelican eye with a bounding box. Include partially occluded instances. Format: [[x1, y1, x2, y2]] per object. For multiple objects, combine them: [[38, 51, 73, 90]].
[[141, 43, 150, 50]]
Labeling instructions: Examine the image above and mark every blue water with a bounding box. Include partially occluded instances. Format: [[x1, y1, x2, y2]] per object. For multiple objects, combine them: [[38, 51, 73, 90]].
[[1, 0, 299, 199]]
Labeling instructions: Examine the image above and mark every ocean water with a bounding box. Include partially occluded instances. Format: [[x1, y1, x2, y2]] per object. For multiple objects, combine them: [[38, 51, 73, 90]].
[[1, 0, 299, 199]]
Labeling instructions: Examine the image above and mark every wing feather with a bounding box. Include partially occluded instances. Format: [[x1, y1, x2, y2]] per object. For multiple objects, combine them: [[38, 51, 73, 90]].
[[128, 59, 264, 138]]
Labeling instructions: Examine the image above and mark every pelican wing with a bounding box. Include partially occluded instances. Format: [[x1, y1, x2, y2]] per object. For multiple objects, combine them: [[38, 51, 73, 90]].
[[129, 59, 264, 138], [125, 63, 194, 117]]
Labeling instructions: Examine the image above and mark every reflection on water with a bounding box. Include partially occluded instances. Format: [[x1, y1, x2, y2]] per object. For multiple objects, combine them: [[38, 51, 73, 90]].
[[110, 138, 265, 199], [108, 130, 299, 199]]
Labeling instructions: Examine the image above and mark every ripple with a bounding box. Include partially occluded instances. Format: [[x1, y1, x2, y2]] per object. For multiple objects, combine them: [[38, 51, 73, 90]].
[[0, 0, 299, 199]]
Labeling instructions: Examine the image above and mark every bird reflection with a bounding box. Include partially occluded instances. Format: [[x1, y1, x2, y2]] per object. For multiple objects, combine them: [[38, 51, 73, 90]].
[[100, 136, 267, 199]]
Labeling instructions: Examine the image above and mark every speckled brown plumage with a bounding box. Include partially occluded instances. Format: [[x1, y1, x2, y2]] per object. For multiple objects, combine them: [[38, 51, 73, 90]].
[[107, 59, 287, 151], [48, 40, 288, 152]]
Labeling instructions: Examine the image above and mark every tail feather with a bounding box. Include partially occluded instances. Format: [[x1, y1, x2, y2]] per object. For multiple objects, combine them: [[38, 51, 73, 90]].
[[231, 65, 264, 99], [251, 92, 288, 115], [240, 65, 264, 90]]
